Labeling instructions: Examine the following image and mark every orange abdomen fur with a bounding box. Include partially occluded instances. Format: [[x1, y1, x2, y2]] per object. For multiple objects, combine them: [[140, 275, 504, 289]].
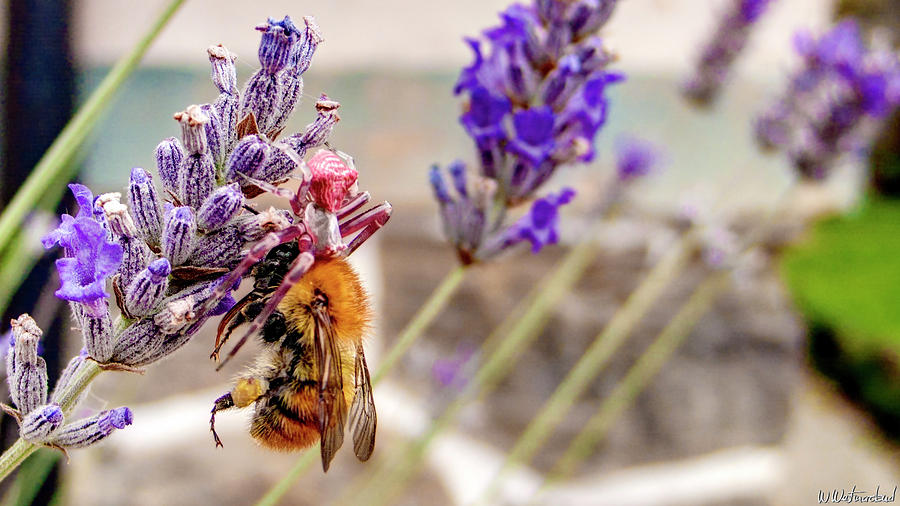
[[250, 258, 370, 451]]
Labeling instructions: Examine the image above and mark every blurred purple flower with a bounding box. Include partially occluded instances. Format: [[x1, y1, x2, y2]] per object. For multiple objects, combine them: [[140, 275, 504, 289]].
[[490, 187, 577, 255], [434, 0, 621, 263], [432, 344, 477, 390], [757, 19, 900, 178], [615, 135, 661, 181], [683, 0, 776, 105]]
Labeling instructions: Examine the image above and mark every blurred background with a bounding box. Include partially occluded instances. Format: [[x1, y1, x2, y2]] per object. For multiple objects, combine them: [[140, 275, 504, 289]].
[[1, 0, 899, 504]]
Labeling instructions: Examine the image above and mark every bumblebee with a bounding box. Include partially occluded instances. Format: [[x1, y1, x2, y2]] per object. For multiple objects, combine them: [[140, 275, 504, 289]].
[[209, 240, 376, 471]]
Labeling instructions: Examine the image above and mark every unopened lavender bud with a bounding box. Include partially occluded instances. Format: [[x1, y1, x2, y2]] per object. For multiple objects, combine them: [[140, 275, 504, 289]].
[[81, 302, 114, 362], [173, 105, 210, 155], [51, 349, 88, 405], [569, 0, 618, 40], [197, 183, 244, 231], [110, 318, 165, 366], [208, 44, 238, 95], [8, 315, 47, 414], [125, 258, 171, 317], [240, 75, 281, 136], [227, 134, 270, 181], [20, 404, 64, 442], [234, 207, 292, 242], [190, 226, 244, 268], [299, 97, 340, 148], [270, 16, 324, 133], [128, 168, 164, 246], [96, 193, 136, 238], [180, 152, 216, 209], [162, 207, 196, 266], [154, 298, 196, 335], [50, 407, 133, 449], [295, 16, 323, 75], [155, 137, 185, 196], [257, 142, 300, 183], [116, 236, 152, 289], [429, 165, 453, 204], [201, 104, 224, 168], [257, 16, 300, 75]]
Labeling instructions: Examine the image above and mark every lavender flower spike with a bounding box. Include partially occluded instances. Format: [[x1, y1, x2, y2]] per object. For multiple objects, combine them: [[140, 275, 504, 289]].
[[162, 206, 196, 266], [124, 258, 171, 317], [683, 0, 775, 105], [49, 407, 133, 449], [20, 404, 64, 443], [6, 314, 48, 416]]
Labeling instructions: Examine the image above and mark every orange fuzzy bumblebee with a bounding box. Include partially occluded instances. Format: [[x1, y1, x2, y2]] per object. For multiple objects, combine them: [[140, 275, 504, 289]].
[[210, 245, 376, 471]]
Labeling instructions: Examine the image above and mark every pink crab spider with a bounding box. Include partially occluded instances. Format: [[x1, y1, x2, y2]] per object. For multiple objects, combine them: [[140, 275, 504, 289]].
[[192, 146, 391, 370]]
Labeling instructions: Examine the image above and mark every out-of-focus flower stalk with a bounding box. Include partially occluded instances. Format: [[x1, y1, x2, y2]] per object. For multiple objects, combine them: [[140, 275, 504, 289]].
[[476, 178, 799, 503], [544, 271, 731, 489], [683, 0, 775, 105]]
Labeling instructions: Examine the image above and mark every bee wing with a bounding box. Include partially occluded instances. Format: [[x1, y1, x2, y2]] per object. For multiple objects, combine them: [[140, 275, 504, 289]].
[[312, 305, 347, 472], [348, 343, 376, 461]]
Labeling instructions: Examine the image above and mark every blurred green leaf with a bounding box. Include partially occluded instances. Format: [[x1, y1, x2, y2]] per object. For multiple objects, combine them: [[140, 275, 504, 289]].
[[782, 197, 900, 357], [0, 449, 60, 506]]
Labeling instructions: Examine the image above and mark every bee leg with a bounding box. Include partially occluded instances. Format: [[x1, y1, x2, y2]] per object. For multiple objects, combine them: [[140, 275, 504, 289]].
[[191, 225, 307, 326], [212, 295, 255, 361], [210, 392, 235, 448], [216, 251, 316, 371], [338, 202, 392, 256]]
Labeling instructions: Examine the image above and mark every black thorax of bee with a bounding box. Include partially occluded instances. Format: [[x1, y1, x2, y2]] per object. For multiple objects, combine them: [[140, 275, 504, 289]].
[[218, 241, 311, 349]]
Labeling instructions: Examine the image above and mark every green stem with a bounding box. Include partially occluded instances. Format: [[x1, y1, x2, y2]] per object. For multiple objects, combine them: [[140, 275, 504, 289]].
[[0, 441, 35, 485], [476, 231, 698, 505], [255, 265, 469, 506], [373, 265, 468, 384], [546, 271, 730, 486], [343, 238, 601, 506], [0, 0, 185, 257]]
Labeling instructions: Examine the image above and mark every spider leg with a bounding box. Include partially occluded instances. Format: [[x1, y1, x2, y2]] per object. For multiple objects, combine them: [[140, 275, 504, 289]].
[[274, 142, 312, 212], [336, 191, 370, 220], [215, 250, 316, 371], [191, 225, 305, 327], [339, 202, 392, 256], [238, 173, 303, 216]]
